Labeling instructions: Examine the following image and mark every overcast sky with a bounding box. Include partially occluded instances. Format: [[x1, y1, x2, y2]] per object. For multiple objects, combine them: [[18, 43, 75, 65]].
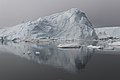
[[0, 0, 120, 27]]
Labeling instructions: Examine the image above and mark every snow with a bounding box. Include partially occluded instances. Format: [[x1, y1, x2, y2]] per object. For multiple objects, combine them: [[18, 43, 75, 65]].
[[104, 46, 114, 50], [95, 27, 120, 39], [0, 8, 97, 42], [108, 42, 120, 46], [57, 43, 81, 48], [87, 45, 102, 49], [35, 52, 40, 55]]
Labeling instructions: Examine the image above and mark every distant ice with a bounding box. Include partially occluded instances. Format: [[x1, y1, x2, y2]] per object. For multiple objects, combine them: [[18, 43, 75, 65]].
[[108, 41, 120, 46], [87, 45, 102, 49], [95, 27, 120, 39], [57, 43, 81, 48]]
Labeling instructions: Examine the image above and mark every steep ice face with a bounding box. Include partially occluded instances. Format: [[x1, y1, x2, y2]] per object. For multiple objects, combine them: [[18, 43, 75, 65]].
[[0, 8, 97, 41], [95, 27, 120, 39]]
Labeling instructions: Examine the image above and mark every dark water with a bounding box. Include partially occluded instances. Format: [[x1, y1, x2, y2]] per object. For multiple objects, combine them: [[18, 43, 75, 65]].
[[0, 42, 120, 80]]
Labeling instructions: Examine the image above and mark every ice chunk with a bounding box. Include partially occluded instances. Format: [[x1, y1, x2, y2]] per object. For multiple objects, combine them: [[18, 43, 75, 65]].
[[57, 43, 81, 48], [35, 52, 40, 55], [104, 46, 114, 50], [108, 42, 120, 46], [87, 45, 102, 49]]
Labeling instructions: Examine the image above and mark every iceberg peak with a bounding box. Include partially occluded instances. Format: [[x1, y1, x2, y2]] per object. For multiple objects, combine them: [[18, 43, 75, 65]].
[[66, 8, 80, 14], [64, 8, 83, 18]]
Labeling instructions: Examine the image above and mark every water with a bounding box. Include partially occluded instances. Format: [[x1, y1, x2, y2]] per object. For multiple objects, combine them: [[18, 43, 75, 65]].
[[0, 42, 120, 80]]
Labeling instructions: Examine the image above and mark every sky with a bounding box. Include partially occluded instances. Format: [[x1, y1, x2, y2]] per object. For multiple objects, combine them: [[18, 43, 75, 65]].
[[0, 0, 120, 27]]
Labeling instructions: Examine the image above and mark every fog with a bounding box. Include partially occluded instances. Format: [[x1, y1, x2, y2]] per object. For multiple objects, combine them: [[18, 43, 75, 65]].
[[0, 0, 120, 27]]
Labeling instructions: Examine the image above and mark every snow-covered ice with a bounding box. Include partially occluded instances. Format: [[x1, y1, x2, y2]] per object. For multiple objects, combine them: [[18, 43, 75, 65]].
[[95, 27, 120, 39], [57, 43, 81, 48], [0, 8, 97, 42], [108, 42, 120, 46], [104, 46, 114, 50], [35, 52, 40, 55], [87, 45, 102, 49]]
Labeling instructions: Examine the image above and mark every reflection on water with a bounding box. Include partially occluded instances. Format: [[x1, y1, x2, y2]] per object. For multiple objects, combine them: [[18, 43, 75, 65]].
[[0, 42, 94, 73]]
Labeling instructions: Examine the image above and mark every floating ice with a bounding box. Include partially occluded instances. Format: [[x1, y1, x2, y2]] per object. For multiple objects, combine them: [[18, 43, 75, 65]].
[[108, 41, 120, 46], [87, 45, 102, 49], [95, 27, 120, 39], [35, 52, 40, 55], [0, 8, 97, 42], [57, 43, 81, 48]]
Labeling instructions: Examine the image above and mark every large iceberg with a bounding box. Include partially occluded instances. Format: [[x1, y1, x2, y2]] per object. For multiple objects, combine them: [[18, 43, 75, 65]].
[[0, 8, 97, 41]]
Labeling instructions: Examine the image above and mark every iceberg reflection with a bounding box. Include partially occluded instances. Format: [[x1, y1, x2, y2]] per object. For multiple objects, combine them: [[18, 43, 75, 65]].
[[0, 42, 94, 72]]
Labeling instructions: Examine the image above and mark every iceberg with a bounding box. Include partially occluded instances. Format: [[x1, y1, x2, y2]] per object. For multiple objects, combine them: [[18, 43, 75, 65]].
[[0, 8, 97, 42], [108, 41, 120, 46], [87, 45, 102, 49], [95, 27, 120, 39], [57, 43, 81, 48]]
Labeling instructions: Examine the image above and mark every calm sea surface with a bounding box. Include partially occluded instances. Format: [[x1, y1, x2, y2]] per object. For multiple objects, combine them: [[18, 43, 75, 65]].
[[0, 42, 120, 80]]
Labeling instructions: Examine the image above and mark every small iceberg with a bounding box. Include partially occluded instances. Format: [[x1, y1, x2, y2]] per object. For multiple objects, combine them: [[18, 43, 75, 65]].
[[35, 52, 40, 55], [104, 46, 114, 50], [108, 42, 120, 46], [27, 51, 31, 54], [87, 45, 102, 49], [57, 43, 81, 48]]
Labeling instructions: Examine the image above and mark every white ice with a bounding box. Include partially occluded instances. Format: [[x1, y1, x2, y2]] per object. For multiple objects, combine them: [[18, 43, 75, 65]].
[[0, 8, 97, 42], [108, 41, 120, 46], [87, 45, 102, 49], [57, 43, 81, 48]]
